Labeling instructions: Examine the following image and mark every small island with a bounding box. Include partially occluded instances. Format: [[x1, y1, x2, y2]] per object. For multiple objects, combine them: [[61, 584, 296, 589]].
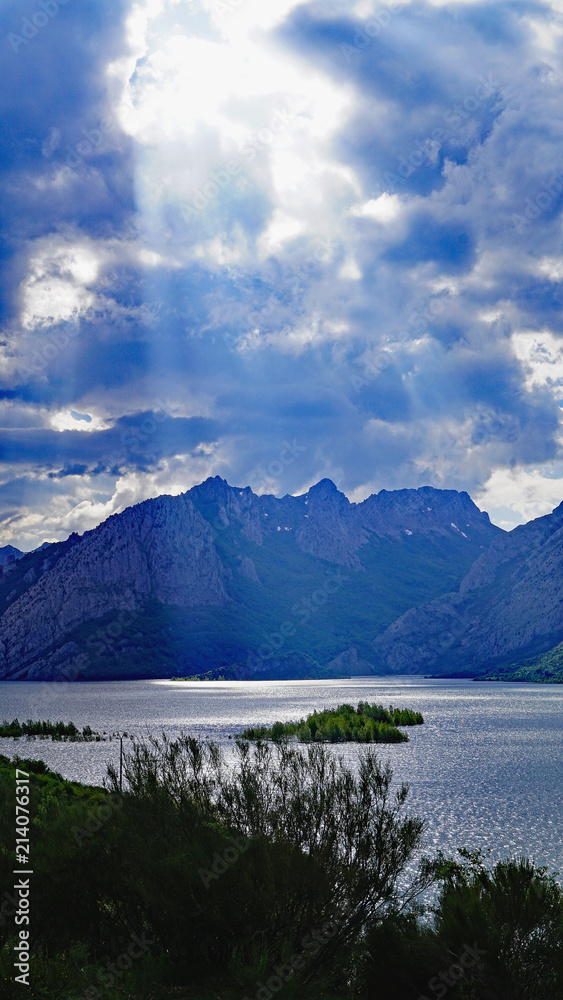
[[240, 700, 424, 743], [0, 719, 127, 742]]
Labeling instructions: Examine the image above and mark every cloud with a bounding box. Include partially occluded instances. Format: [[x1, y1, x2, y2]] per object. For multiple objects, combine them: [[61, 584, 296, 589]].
[[0, 412, 221, 472], [3, 0, 563, 546]]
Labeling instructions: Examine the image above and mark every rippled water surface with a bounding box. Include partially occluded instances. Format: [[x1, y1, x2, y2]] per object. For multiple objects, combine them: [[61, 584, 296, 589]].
[[1, 677, 561, 874]]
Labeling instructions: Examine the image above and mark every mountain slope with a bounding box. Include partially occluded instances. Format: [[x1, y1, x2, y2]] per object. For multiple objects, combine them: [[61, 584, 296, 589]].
[[480, 642, 563, 683], [0, 545, 23, 566], [372, 501, 563, 675], [0, 478, 501, 680]]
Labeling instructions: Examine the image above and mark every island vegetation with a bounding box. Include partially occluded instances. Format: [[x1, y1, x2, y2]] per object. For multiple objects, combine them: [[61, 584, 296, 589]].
[[240, 700, 424, 743], [0, 719, 126, 741], [0, 743, 562, 999]]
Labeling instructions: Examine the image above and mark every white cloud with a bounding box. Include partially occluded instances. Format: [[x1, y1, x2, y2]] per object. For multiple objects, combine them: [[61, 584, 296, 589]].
[[512, 330, 563, 390], [350, 193, 403, 224], [118, 0, 359, 270], [475, 466, 563, 530], [21, 239, 101, 330], [8, 0, 563, 550], [339, 257, 362, 280], [1, 450, 229, 551], [48, 411, 108, 433]]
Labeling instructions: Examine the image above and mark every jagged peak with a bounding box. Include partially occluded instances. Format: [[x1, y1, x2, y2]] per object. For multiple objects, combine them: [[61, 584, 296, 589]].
[[195, 475, 256, 493], [363, 484, 486, 512], [202, 475, 229, 487], [189, 475, 233, 497], [310, 477, 338, 491], [305, 478, 347, 500]]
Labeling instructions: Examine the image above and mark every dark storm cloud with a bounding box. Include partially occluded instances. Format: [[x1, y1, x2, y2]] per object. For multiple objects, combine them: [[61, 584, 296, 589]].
[[48, 464, 88, 479], [496, 273, 563, 333], [0, 0, 134, 322], [0, 414, 222, 474], [0, 475, 82, 509], [354, 364, 412, 423]]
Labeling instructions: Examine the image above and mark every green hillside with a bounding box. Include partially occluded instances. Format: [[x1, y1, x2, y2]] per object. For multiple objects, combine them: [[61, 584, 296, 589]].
[[481, 642, 563, 683]]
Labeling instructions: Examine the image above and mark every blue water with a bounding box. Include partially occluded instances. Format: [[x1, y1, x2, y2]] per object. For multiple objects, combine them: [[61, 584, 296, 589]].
[[0, 677, 561, 876]]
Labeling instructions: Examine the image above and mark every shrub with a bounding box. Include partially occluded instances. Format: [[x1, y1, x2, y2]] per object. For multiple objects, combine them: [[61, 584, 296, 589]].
[[102, 734, 437, 987], [359, 852, 563, 1000]]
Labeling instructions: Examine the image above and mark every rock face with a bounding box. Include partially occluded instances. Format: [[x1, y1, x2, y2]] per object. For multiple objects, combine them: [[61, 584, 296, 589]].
[[0, 495, 229, 679], [238, 556, 260, 583], [294, 479, 368, 569], [0, 477, 501, 680], [373, 501, 563, 674], [326, 647, 374, 676], [357, 487, 493, 540]]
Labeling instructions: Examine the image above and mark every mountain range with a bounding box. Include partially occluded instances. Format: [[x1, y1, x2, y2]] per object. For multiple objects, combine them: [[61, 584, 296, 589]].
[[0, 477, 562, 682]]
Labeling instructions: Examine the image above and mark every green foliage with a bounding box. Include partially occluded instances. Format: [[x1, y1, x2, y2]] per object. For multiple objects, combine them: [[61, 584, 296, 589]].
[[0, 718, 102, 740], [359, 909, 439, 999], [482, 640, 563, 683], [0, 739, 434, 998], [430, 855, 563, 999], [0, 752, 561, 999], [240, 701, 424, 743], [104, 735, 434, 977], [359, 852, 563, 1000]]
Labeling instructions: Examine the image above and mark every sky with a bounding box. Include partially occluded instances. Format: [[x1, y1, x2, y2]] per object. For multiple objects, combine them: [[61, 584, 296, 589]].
[[2, 0, 563, 550]]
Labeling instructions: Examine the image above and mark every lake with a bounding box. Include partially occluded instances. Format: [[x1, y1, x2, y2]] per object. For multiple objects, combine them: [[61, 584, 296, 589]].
[[0, 676, 562, 877]]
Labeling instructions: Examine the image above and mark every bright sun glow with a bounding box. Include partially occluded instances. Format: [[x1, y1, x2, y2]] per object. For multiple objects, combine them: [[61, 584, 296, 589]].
[[118, 0, 358, 268]]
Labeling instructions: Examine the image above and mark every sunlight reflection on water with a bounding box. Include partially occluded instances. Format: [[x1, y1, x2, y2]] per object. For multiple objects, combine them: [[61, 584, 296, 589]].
[[1, 677, 561, 876]]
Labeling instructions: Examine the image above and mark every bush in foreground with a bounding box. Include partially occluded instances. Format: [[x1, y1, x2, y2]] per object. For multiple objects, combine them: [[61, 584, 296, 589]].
[[0, 739, 435, 998], [360, 851, 563, 999], [0, 746, 561, 999]]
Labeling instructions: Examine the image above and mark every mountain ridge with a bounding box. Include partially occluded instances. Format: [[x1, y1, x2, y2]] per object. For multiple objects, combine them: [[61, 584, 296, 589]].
[[0, 477, 500, 680], [373, 499, 563, 676]]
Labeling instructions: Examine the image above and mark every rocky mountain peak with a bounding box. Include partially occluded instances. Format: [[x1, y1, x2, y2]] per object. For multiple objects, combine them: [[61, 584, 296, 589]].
[[188, 476, 265, 543], [373, 492, 563, 675], [355, 485, 498, 542], [304, 478, 349, 508], [191, 476, 233, 501], [308, 477, 338, 493], [0, 545, 24, 566]]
